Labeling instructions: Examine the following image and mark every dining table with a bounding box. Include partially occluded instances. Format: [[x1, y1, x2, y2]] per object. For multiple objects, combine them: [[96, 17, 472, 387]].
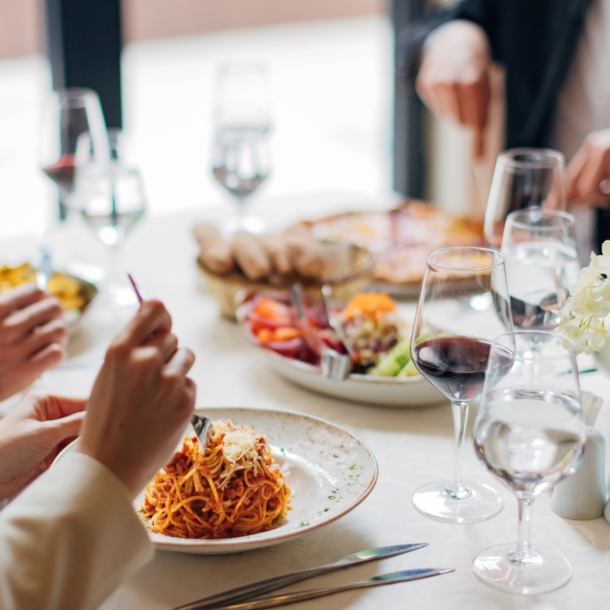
[[8, 193, 610, 610]]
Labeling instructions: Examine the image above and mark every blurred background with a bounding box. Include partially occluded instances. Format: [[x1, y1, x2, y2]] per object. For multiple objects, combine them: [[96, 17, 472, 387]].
[[0, 0, 481, 242]]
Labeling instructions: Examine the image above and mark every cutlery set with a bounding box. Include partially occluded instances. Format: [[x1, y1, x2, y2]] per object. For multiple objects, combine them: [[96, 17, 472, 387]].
[[174, 543, 452, 610]]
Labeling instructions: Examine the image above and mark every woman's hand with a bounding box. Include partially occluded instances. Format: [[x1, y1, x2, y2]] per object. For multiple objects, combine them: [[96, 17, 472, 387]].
[[416, 20, 492, 158], [567, 129, 610, 205], [0, 392, 85, 501], [77, 300, 196, 499], [0, 284, 67, 401]]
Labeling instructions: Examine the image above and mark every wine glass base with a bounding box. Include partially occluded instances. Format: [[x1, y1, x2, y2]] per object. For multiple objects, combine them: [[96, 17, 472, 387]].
[[412, 480, 503, 523], [472, 543, 571, 594]]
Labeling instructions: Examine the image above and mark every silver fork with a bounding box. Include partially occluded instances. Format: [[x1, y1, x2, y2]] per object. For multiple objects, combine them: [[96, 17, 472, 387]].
[[126, 273, 213, 451], [290, 283, 351, 381]]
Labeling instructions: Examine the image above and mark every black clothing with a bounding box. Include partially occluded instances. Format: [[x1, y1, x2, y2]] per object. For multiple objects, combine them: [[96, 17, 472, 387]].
[[399, 0, 594, 149]]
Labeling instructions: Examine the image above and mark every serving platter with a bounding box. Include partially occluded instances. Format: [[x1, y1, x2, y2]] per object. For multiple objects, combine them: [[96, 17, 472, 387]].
[[299, 201, 484, 295], [54, 407, 378, 555], [260, 349, 445, 407], [0, 263, 98, 326]]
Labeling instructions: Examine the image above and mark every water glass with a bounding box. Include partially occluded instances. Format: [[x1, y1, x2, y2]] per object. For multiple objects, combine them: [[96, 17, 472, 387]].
[[473, 331, 584, 594], [484, 148, 566, 249]]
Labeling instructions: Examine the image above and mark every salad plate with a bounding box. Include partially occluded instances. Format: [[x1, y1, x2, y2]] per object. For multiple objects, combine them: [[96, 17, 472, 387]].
[[240, 292, 445, 407], [53, 407, 378, 555], [260, 348, 444, 407]]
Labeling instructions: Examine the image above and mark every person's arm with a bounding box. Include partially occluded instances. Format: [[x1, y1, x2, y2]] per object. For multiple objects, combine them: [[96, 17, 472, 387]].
[[0, 300, 196, 610], [567, 129, 610, 205], [398, 0, 499, 158], [0, 284, 67, 401], [0, 453, 152, 610], [0, 393, 85, 500]]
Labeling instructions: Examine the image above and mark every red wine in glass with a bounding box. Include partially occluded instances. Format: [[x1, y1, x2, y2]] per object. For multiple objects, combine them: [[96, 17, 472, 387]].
[[413, 336, 514, 401], [42, 154, 76, 194]]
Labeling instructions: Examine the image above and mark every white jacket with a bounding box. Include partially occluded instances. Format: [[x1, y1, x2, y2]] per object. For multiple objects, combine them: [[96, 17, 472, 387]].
[[0, 453, 153, 610]]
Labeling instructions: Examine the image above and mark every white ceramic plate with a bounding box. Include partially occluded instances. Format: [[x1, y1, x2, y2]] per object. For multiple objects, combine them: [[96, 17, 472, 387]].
[[54, 407, 377, 555], [260, 349, 445, 408]]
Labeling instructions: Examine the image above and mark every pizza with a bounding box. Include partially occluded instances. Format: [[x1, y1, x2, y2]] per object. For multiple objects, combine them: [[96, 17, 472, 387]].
[[301, 201, 485, 287]]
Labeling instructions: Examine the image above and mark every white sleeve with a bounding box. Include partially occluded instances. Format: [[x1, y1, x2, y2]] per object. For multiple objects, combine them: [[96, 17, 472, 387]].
[[0, 453, 153, 610]]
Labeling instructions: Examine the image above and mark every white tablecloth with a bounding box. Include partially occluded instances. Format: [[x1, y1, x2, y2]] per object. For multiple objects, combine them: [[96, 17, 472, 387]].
[[27, 202, 610, 610]]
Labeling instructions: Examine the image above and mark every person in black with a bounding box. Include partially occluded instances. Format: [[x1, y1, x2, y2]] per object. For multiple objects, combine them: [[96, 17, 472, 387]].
[[399, 0, 610, 208]]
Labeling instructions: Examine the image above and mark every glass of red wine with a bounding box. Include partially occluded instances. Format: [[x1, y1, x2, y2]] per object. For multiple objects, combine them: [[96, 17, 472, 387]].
[[40, 88, 108, 220], [473, 331, 584, 594], [410, 246, 513, 523]]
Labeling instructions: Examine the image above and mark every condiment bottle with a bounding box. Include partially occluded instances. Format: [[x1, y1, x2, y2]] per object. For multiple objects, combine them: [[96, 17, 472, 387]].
[[551, 392, 606, 520]]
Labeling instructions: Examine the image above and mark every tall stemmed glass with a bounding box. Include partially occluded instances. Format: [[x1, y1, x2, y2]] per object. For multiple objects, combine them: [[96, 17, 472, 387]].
[[73, 129, 146, 307], [40, 88, 108, 220], [473, 331, 584, 594], [484, 148, 566, 249], [211, 64, 271, 235], [501, 209, 579, 334], [410, 247, 513, 523]]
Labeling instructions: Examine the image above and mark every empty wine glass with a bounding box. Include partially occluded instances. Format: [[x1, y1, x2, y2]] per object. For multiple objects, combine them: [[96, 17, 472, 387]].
[[484, 148, 566, 249], [473, 331, 584, 594], [501, 209, 579, 334], [73, 129, 146, 307], [410, 247, 513, 523], [211, 63, 271, 235], [40, 88, 109, 220]]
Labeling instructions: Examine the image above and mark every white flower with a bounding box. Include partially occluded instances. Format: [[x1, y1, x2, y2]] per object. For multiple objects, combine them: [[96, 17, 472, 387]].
[[557, 241, 610, 354], [556, 240, 610, 354]]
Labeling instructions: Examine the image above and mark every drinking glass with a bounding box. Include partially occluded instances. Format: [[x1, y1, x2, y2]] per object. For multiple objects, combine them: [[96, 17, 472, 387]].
[[473, 331, 584, 594], [39, 88, 109, 220], [73, 129, 146, 306], [484, 148, 566, 249], [410, 247, 513, 523], [501, 209, 579, 334], [211, 64, 271, 234]]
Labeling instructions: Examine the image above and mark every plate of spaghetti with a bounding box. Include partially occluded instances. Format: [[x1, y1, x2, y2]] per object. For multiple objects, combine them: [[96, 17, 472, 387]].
[[54, 407, 378, 554]]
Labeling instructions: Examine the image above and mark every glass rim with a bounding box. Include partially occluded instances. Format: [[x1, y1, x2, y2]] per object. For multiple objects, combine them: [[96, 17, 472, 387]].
[[505, 208, 575, 231], [492, 330, 576, 361], [497, 147, 565, 170], [427, 246, 504, 272]]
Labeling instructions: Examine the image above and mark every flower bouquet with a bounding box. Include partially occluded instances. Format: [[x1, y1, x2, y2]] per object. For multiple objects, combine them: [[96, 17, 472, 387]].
[[558, 241, 610, 362]]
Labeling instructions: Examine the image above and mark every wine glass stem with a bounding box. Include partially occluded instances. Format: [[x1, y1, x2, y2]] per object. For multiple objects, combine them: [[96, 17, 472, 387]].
[[235, 196, 248, 218], [449, 400, 469, 498], [107, 244, 122, 286], [512, 496, 535, 564]]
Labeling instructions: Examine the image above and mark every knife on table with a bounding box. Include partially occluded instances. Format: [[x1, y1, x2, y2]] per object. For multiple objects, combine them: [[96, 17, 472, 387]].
[[173, 543, 428, 610], [207, 568, 455, 610]]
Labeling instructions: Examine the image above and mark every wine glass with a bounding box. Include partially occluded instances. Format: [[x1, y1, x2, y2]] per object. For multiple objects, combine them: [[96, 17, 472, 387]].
[[211, 64, 271, 235], [501, 209, 579, 334], [40, 88, 109, 220], [410, 246, 513, 523], [473, 331, 585, 594], [73, 129, 146, 307], [484, 148, 566, 249]]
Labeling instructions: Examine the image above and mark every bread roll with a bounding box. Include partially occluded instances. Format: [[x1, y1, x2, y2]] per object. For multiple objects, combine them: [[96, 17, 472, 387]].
[[260, 235, 293, 276], [283, 228, 324, 279], [231, 231, 272, 281], [193, 223, 235, 274]]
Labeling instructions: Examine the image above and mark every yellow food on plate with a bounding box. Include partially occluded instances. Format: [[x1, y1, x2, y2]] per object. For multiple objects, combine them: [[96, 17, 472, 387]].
[[343, 292, 396, 320], [0, 263, 85, 310], [141, 420, 291, 539]]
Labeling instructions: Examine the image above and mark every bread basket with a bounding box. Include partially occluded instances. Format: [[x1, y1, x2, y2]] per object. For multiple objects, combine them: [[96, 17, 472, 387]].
[[197, 243, 376, 318]]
